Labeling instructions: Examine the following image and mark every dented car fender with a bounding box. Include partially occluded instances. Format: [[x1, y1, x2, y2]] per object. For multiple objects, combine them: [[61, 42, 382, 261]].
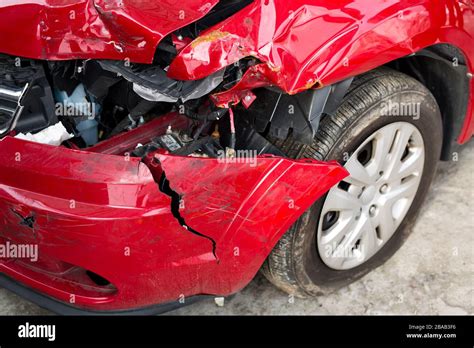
[[169, 0, 474, 90], [167, 0, 474, 142]]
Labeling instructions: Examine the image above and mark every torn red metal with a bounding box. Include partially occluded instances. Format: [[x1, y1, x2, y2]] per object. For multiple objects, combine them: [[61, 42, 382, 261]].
[[167, 0, 474, 141], [0, 0, 473, 140], [168, 0, 474, 89], [0, 128, 347, 311], [210, 64, 274, 108], [155, 153, 347, 261], [0, 0, 218, 63]]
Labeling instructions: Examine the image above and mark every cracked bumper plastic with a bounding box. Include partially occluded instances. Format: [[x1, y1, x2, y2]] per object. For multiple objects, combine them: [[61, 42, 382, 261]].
[[0, 135, 347, 312]]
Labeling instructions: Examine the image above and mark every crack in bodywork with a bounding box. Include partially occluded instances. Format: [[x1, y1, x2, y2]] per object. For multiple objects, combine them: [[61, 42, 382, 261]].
[[159, 173, 219, 262], [142, 156, 219, 261], [0, 134, 350, 310]]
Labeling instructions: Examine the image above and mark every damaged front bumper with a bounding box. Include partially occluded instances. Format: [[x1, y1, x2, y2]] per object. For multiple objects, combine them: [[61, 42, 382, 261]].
[[0, 114, 347, 313]]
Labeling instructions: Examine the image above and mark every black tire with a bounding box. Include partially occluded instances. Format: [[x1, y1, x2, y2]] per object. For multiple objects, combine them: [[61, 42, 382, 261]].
[[262, 67, 443, 297]]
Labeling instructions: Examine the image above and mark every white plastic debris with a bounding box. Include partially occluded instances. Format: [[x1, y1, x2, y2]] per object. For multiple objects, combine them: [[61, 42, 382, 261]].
[[214, 297, 225, 307], [15, 122, 74, 146]]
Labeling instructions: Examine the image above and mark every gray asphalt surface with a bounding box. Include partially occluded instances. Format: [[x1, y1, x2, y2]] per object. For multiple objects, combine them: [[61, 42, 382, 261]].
[[0, 141, 472, 315]]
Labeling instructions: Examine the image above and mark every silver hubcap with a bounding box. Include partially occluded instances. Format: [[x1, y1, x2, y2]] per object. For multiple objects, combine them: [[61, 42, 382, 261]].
[[317, 122, 425, 270]]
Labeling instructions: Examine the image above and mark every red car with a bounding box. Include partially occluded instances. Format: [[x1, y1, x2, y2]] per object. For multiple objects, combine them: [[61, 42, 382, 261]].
[[0, 0, 472, 314]]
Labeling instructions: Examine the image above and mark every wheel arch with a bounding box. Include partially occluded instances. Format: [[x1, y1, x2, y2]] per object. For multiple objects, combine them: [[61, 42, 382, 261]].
[[385, 43, 470, 161]]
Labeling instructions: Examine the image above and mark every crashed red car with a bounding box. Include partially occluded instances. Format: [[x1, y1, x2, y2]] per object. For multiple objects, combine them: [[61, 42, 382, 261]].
[[0, 0, 472, 314]]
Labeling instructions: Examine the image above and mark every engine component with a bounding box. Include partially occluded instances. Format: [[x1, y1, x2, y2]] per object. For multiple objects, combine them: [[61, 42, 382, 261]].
[[0, 56, 57, 137], [98, 60, 224, 103], [54, 84, 101, 146], [132, 126, 223, 159], [0, 84, 28, 136], [182, 105, 228, 122]]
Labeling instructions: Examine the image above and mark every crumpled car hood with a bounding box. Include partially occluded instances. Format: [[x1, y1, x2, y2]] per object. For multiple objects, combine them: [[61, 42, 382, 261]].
[[0, 0, 219, 63]]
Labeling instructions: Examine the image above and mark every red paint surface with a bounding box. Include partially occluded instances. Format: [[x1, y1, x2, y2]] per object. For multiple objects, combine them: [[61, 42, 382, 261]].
[[0, 0, 472, 138], [0, 132, 347, 310], [0, 0, 473, 311], [0, 0, 218, 63], [168, 0, 474, 142]]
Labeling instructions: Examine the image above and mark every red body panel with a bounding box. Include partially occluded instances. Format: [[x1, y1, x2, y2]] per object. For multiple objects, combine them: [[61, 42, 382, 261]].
[[0, 0, 217, 63], [0, 1, 472, 139], [0, 131, 347, 310], [167, 0, 474, 142], [0, 0, 473, 311]]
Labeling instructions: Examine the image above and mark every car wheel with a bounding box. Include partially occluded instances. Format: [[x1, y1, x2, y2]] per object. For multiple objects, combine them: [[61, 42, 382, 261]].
[[262, 67, 443, 296]]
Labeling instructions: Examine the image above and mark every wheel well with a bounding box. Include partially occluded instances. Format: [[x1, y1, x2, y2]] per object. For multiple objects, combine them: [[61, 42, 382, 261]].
[[386, 43, 470, 161]]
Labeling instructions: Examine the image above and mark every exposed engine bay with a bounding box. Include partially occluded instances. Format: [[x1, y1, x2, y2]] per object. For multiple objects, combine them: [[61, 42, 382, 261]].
[[0, 0, 353, 159], [0, 54, 278, 158], [0, 58, 348, 160], [0, 1, 248, 156]]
